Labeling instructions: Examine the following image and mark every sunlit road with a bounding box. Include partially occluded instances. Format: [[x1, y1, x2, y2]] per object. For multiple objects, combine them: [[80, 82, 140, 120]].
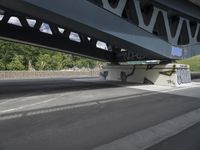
[[0, 78, 200, 150]]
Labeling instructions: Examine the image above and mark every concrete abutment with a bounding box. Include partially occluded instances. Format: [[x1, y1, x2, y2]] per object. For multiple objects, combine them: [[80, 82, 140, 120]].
[[100, 63, 191, 87]]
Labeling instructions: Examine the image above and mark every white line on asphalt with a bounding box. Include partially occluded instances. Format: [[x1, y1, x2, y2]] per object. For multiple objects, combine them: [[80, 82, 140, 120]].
[[100, 92, 158, 104], [0, 92, 48, 105], [0, 90, 157, 114], [0, 102, 98, 121], [0, 91, 73, 106], [0, 98, 56, 114], [1, 82, 200, 115], [94, 108, 200, 150]]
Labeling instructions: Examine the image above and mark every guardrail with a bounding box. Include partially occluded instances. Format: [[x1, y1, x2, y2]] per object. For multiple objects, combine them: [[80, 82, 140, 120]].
[[0, 70, 99, 80]]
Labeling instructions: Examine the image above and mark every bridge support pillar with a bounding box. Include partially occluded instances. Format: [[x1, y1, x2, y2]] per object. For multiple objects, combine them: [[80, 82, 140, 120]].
[[100, 64, 191, 87]]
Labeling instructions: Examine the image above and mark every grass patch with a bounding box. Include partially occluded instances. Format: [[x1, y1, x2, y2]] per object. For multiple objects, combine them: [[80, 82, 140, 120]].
[[178, 55, 200, 72]]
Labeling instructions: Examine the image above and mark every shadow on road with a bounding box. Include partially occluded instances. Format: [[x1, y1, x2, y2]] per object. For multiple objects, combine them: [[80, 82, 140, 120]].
[[0, 78, 138, 100], [0, 90, 200, 150]]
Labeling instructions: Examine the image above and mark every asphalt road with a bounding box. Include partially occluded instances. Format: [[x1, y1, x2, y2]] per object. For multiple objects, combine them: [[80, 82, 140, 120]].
[[0, 78, 200, 150]]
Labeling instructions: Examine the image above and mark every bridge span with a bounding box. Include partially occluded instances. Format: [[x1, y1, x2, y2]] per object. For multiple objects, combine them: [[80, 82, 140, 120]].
[[0, 1, 200, 149], [0, 0, 199, 62]]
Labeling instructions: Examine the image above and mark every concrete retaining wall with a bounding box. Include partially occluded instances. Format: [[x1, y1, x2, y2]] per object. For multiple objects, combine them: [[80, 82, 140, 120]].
[[0, 70, 99, 80]]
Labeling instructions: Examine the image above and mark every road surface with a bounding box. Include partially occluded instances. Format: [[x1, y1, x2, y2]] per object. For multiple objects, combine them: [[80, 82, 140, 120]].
[[0, 78, 200, 150]]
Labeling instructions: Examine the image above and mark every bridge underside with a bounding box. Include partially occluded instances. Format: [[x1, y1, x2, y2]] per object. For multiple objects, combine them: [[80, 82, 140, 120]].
[[0, 0, 199, 62]]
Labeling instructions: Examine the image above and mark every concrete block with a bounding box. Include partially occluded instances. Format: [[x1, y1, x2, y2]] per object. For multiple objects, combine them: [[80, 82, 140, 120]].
[[100, 64, 191, 87]]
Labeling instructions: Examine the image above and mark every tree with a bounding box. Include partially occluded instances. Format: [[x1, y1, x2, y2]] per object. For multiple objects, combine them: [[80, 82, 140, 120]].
[[52, 53, 67, 70], [0, 60, 5, 70], [64, 54, 74, 68], [35, 54, 51, 70], [7, 55, 25, 70], [16, 44, 40, 70], [0, 41, 15, 70], [0, 40, 101, 71], [75, 57, 97, 69]]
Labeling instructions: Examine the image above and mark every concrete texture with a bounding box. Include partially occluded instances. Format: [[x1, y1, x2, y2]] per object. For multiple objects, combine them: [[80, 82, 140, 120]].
[[100, 64, 191, 87], [0, 70, 99, 80]]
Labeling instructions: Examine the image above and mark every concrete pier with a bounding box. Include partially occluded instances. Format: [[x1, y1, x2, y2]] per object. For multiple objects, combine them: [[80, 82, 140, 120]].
[[100, 64, 191, 87]]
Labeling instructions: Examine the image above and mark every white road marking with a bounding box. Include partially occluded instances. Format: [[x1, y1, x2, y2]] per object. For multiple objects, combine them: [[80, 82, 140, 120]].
[[0, 90, 156, 115], [1, 82, 200, 116], [0, 98, 56, 114], [0, 92, 48, 105], [94, 107, 200, 150], [100, 92, 158, 104], [0, 102, 98, 121], [0, 91, 74, 106]]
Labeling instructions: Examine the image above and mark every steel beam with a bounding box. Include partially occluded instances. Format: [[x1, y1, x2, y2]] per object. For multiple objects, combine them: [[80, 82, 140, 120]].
[[0, 21, 113, 61], [152, 0, 200, 22], [0, 0, 173, 60], [184, 44, 200, 58], [0, 0, 199, 61]]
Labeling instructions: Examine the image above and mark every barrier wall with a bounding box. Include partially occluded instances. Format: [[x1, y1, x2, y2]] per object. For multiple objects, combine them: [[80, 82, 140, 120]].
[[0, 70, 99, 80]]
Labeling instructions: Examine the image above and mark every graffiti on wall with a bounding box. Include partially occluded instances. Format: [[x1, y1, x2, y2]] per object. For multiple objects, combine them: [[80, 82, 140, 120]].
[[120, 66, 136, 82], [159, 65, 176, 76], [100, 71, 108, 80], [177, 69, 191, 85]]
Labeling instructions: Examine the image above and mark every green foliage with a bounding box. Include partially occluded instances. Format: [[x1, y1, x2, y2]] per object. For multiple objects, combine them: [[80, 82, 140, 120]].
[[0, 60, 5, 70], [7, 55, 25, 70], [75, 57, 97, 69], [35, 54, 52, 70], [178, 55, 200, 72], [0, 40, 101, 71], [51, 53, 68, 70]]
